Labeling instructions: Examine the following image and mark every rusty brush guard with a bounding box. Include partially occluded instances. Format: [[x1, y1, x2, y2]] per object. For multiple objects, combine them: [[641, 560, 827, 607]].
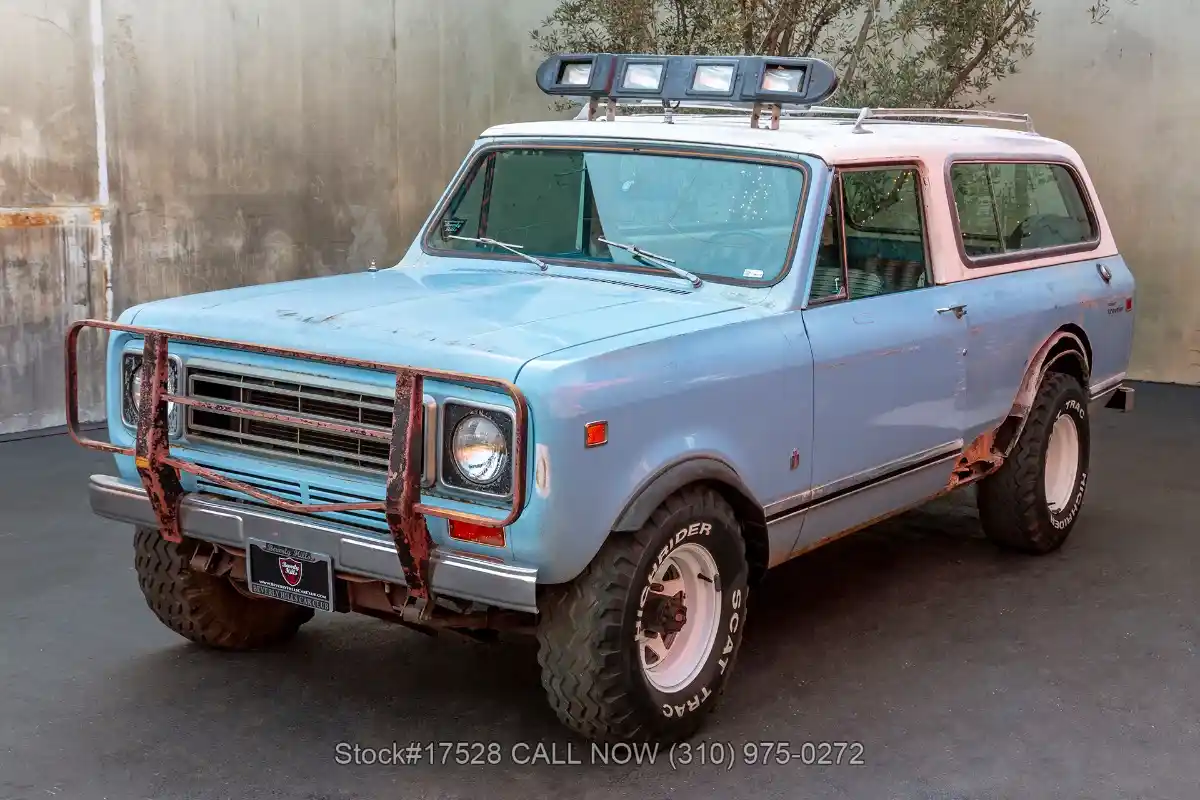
[[65, 320, 529, 621]]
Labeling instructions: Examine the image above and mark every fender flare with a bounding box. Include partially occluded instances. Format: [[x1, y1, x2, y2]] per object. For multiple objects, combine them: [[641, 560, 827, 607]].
[[611, 456, 761, 533], [995, 329, 1091, 457]]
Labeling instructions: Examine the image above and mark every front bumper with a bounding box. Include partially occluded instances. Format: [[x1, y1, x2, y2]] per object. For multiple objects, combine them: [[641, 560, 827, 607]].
[[89, 474, 539, 614]]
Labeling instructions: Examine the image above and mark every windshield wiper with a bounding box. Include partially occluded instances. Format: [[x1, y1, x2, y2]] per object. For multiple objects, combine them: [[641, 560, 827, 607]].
[[598, 238, 702, 288], [450, 235, 547, 271]]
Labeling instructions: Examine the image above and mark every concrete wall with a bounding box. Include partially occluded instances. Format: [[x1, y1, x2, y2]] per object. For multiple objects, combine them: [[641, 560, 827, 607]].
[[0, 0, 562, 434], [993, 0, 1199, 384], [106, 0, 562, 309], [0, 0, 106, 433]]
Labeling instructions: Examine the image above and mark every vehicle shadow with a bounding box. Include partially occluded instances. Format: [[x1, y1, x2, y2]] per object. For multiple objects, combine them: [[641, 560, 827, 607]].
[[89, 486, 1053, 774]]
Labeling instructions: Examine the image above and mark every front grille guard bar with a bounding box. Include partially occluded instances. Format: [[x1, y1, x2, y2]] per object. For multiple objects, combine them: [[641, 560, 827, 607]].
[[65, 320, 529, 622]]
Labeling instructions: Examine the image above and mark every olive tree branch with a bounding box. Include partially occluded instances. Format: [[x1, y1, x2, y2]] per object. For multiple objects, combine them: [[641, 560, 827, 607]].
[[840, 0, 879, 90], [936, 0, 1025, 106]]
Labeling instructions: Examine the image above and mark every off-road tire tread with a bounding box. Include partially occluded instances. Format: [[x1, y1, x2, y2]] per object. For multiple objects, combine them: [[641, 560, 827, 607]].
[[536, 486, 744, 742], [978, 372, 1085, 554], [133, 527, 314, 650]]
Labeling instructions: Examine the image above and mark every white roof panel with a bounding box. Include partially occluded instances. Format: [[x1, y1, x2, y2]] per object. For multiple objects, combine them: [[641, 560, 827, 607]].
[[481, 113, 1082, 165]]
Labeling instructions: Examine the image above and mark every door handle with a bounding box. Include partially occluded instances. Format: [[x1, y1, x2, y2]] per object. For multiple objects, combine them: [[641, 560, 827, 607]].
[[1096, 262, 1112, 283], [936, 304, 967, 319]]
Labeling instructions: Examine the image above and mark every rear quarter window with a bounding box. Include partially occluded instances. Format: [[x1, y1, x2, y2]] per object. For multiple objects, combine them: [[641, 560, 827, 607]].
[[948, 161, 1098, 262]]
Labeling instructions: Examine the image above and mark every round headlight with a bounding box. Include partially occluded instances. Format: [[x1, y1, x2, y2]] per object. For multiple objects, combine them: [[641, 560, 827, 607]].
[[129, 364, 143, 411], [450, 414, 508, 485], [127, 363, 178, 424]]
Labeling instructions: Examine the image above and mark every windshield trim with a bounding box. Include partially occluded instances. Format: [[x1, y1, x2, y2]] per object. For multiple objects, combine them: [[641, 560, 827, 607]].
[[418, 138, 812, 289]]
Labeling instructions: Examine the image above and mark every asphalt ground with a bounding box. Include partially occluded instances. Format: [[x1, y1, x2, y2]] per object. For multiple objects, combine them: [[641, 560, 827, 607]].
[[1, 381, 1195, 799]]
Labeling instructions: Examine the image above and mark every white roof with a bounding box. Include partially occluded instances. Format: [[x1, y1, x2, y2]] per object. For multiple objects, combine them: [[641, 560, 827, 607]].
[[479, 111, 1115, 285], [481, 113, 1082, 166]]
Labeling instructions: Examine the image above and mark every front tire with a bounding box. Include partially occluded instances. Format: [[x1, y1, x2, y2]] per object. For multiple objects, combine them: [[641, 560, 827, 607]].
[[133, 527, 314, 650], [978, 372, 1091, 554], [536, 487, 750, 742]]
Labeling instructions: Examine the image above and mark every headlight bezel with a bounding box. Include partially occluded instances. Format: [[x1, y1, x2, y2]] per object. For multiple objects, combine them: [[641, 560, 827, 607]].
[[439, 400, 516, 499], [121, 350, 184, 438]]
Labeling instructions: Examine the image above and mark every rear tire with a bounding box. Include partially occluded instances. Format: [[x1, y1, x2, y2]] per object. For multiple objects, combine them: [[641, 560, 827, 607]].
[[133, 527, 314, 650], [536, 486, 750, 742], [978, 373, 1091, 554]]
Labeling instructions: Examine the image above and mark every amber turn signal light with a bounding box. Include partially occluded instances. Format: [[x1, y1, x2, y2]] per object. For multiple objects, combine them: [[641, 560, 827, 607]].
[[585, 420, 609, 448], [448, 520, 505, 548]]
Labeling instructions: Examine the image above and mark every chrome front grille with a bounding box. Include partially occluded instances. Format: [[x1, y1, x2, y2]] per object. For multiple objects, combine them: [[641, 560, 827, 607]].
[[185, 366, 433, 479]]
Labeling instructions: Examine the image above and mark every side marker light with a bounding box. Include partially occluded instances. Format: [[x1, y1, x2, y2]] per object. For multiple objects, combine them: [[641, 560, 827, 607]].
[[585, 421, 609, 448]]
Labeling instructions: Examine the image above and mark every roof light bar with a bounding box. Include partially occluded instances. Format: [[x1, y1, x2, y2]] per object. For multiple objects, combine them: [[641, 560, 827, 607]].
[[536, 53, 839, 114]]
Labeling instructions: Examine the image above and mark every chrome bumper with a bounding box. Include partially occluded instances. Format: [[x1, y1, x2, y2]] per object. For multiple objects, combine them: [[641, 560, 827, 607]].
[[89, 474, 539, 614]]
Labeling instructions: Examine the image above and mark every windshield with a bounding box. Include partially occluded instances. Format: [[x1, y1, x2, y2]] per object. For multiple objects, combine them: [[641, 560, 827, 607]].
[[425, 147, 807, 284]]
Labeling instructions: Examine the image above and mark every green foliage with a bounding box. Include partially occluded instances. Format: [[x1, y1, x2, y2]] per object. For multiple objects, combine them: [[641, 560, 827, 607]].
[[532, 0, 1121, 109]]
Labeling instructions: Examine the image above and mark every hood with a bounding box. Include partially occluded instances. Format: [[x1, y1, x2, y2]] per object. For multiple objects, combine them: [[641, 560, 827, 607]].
[[126, 260, 746, 381]]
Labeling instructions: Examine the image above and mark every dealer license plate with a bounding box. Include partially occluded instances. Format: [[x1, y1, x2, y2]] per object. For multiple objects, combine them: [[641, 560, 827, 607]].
[[246, 539, 334, 612]]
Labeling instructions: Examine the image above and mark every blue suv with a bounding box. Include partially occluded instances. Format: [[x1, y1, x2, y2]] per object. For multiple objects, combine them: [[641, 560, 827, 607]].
[[72, 54, 1135, 742]]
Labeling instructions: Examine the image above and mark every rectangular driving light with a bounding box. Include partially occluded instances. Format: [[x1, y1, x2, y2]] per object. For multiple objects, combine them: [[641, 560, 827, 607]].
[[761, 66, 806, 94], [691, 63, 736, 94], [559, 61, 593, 87], [621, 62, 666, 92], [536, 54, 617, 96]]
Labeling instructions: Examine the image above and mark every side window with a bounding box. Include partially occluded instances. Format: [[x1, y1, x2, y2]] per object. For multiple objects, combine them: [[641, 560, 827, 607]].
[[809, 166, 930, 304], [949, 162, 1097, 260], [949, 164, 1003, 256]]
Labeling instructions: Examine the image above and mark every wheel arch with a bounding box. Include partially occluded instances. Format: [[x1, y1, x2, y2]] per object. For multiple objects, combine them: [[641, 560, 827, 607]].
[[1045, 323, 1091, 387], [994, 325, 1092, 457], [611, 457, 770, 585]]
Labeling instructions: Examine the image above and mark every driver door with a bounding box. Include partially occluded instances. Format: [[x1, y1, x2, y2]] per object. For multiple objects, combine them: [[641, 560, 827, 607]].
[[791, 165, 968, 554]]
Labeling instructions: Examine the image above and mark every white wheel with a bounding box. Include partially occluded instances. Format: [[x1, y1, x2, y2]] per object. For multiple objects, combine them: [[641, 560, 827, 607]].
[[636, 542, 723, 694], [978, 373, 1091, 554], [537, 486, 750, 742], [1043, 412, 1080, 513]]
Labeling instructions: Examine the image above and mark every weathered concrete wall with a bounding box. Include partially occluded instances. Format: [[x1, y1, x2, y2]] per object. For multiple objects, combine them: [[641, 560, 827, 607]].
[[993, 0, 1200, 384], [0, 0, 106, 434], [0, 211, 107, 434], [1, 0, 561, 434], [0, 0, 97, 206], [107, 0, 562, 310]]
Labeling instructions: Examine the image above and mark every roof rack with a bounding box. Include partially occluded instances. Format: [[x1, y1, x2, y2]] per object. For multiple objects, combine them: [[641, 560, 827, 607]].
[[838, 106, 1036, 134], [573, 98, 1036, 134]]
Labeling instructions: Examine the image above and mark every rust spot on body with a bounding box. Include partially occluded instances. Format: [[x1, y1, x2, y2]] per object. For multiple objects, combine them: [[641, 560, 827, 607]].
[[946, 430, 1003, 489]]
